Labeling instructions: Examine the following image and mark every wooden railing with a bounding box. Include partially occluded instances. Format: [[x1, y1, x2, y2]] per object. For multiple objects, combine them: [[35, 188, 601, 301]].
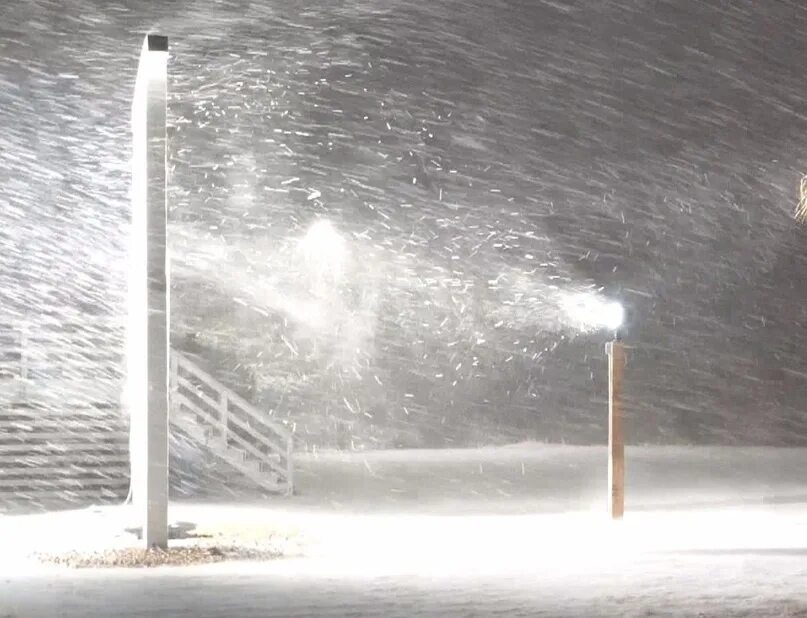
[[0, 323, 294, 505], [170, 352, 294, 493]]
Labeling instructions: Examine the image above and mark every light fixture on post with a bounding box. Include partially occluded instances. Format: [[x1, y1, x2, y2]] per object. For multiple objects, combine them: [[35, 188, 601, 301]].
[[128, 33, 169, 549], [559, 292, 627, 519]]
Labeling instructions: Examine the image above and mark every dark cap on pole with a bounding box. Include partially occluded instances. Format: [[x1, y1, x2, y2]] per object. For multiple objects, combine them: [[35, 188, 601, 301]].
[[147, 34, 169, 52]]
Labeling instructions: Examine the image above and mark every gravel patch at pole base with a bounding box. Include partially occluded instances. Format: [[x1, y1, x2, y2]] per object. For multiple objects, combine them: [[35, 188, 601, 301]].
[[28, 516, 303, 569], [34, 544, 286, 568]]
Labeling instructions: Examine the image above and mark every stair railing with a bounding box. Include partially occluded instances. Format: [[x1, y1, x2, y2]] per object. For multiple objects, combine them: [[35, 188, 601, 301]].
[[169, 351, 294, 494]]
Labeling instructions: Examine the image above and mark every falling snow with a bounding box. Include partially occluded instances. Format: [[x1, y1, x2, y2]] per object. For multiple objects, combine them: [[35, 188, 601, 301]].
[[3, 1, 807, 615], [3, 0, 807, 453]]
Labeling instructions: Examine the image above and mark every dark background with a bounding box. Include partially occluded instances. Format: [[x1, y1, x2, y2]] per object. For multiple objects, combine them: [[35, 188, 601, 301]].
[[2, 0, 807, 449]]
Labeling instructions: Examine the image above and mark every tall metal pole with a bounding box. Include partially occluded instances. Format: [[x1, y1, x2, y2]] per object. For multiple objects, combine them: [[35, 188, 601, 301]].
[[606, 339, 625, 519], [128, 33, 169, 549]]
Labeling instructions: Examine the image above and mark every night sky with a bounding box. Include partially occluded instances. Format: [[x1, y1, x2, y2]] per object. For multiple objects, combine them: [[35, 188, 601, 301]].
[[2, 0, 807, 448]]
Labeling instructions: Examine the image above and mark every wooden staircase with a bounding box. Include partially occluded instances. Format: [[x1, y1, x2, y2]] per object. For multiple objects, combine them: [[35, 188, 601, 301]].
[[170, 352, 294, 495], [0, 323, 295, 510]]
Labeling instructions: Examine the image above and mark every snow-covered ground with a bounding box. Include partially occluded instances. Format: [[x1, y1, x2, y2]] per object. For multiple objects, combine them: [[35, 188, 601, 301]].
[[2, 445, 807, 617]]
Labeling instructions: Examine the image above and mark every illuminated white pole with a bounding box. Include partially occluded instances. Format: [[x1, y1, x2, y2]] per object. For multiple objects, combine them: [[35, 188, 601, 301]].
[[128, 33, 169, 549]]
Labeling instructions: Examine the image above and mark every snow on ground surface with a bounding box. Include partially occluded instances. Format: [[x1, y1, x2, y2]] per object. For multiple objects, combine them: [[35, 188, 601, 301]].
[[276, 443, 807, 518], [2, 444, 807, 617]]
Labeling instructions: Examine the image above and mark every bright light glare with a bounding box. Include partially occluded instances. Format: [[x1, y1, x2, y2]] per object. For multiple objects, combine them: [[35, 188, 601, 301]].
[[602, 301, 625, 331], [561, 292, 624, 332], [298, 219, 348, 288]]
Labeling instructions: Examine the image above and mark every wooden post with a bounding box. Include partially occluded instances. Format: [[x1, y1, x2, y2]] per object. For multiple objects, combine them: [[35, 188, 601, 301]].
[[129, 33, 170, 549], [606, 339, 625, 519]]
